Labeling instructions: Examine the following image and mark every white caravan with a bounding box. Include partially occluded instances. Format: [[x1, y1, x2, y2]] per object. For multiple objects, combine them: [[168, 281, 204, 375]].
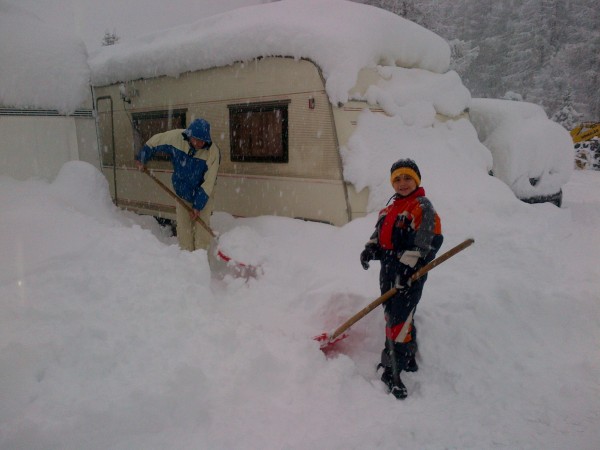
[[92, 57, 461, 226]]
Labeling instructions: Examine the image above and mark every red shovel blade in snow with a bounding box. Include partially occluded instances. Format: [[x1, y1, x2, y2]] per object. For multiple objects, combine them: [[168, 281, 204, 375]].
[[314, 287, 398, 353], [315, 238, 475, 353], [314, 332, 349, 352], [207, 240, 260, 279], [143, 168, 260, 278]]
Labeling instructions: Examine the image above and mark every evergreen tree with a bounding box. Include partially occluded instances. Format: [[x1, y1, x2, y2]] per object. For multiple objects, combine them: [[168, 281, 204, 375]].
[[102, 30, 120, 47], [448, 39, 479, 74], [551, 90, 582, 130], [359, 0, 598, 120]]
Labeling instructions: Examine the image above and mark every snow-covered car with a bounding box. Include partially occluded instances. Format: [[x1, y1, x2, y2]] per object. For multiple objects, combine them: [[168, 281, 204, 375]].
[[468, 98, 573, 206]]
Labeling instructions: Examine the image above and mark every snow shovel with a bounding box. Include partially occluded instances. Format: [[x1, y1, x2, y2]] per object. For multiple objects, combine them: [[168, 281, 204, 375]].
[[315, 238, 474, 352], [143, 168, 259, 278]]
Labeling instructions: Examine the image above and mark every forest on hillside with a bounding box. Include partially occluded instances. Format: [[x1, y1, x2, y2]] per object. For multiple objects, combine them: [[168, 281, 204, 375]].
[[360, 0, 599, 126]]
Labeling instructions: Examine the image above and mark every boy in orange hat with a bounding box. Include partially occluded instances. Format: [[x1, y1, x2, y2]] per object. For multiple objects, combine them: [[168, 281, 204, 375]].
[[360, 158, 443, 399]]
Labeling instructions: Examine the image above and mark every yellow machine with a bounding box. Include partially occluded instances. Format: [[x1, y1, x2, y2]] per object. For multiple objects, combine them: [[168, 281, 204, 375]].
[[571, 123, 600, 169], [571, 122, 600, 143]]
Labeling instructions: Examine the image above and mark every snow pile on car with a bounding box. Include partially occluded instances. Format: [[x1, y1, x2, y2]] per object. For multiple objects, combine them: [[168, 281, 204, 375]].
[[469, 98, 573, 202]]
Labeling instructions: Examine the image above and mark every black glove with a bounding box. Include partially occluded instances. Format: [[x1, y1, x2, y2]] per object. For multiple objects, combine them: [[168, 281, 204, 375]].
[[394, 250, 422, 288], [394, 262, 417, 289], [360, 244, 379, 270]]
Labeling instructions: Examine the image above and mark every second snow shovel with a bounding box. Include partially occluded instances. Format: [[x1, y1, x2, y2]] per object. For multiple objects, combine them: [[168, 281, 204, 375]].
[[143, 168, 260, 278], [315, 238, 474, 352]]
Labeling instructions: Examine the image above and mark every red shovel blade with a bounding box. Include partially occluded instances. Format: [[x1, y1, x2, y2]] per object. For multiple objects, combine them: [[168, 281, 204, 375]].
[[207, 241, 261, 279], [314, 332, 349, 352]]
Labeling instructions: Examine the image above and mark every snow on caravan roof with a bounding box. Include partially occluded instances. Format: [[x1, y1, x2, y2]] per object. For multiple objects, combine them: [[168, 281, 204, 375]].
[[0, 2, 90, 114], [88, 0, 451, 106]]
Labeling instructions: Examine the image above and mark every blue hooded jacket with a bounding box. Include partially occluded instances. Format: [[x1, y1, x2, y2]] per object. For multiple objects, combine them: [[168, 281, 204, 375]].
[[137, 119, 219, 210], [181, 118, 212, 147]]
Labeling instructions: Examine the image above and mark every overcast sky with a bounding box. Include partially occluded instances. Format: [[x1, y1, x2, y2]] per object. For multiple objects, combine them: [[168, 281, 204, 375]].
[[17, 0, 267, 52]]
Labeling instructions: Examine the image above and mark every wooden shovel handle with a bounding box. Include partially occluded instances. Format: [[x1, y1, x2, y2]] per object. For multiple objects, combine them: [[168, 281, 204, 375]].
[[328, 238, 475, 341], [142, 167, 216, 238]]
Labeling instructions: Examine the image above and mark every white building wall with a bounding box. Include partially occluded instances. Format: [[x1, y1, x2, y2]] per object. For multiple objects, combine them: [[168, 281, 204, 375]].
[[0, 112, 98, 181]]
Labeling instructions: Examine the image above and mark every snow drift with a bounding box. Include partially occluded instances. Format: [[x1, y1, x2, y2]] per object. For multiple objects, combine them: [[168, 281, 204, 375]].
[[1, 152, 598, 450]]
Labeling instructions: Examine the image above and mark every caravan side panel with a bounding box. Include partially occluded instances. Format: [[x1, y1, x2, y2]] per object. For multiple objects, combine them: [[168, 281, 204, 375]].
[[93, 58, 351, 225]]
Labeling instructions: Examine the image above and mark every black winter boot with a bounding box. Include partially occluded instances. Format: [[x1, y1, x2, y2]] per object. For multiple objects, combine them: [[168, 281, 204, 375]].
[[405, 326, 419, 372], [379, 340, 409, 400], [380, 366, 407, 399], [405, 355, 419, 372], [381, 341, 418, 372], [399, 340, 418, 372]]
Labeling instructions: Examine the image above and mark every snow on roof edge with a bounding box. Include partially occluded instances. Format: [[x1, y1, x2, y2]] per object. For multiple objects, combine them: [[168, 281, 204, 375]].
[[88, 0, 451, 106]]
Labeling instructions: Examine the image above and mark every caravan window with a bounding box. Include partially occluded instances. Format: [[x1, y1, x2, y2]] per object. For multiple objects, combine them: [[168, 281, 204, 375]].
[[228, 100, 290, 163], [132, 109, 187, 160]]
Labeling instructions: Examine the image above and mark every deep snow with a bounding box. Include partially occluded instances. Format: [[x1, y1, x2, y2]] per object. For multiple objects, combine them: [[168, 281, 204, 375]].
[[1, 161, 599, 449], [0, 0, 597, 448]]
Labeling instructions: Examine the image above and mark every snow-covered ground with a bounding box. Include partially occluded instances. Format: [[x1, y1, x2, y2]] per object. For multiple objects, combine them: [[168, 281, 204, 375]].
[[1, 162, 599, 449], [1, 1, 597, 448]]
